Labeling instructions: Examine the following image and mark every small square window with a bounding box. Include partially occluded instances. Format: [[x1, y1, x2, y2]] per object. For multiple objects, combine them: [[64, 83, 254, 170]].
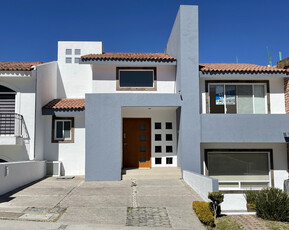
[[155, 122, 161, 129], [75, 49, 81, 55], [140, 146, 146, 152], [166, 134, 173, 141], [166, 157, 173, 165], [53, 118, 74, 143], [66, 49, 72, 55], [66, 57, 72, 63], [140, 135, 146, 141], [166, 146, 173, 153], [155, 134, 161, 141], [140, 157, 146, 163], [155, 158, 162, 164], [74, 58, 80, 63], [166, 122, 172, 129], [155, 146, 162, 153], [140, 124, 146, 130]]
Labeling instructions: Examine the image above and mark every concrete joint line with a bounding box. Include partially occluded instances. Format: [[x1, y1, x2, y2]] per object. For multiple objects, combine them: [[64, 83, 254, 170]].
[[55, 180, 84, 208], [131, 179, 137, 208]]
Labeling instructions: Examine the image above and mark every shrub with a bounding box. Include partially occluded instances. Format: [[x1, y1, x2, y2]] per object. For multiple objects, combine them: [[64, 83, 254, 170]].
[[255, 187, 289, 222], [208, 192, 224, 221], [244, 190, 259, 211], [193, 201, 214, 227]]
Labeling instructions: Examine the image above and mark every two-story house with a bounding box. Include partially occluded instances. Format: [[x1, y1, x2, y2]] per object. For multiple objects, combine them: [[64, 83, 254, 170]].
[[0, 5, 288, 211]]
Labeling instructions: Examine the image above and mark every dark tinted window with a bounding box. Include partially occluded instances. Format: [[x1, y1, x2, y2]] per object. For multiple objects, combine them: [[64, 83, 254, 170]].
[[119, 71, 154, 87]]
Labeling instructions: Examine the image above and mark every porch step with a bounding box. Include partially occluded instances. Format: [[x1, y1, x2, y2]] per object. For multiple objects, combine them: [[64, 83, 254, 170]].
[[121, 167, 182, 180]]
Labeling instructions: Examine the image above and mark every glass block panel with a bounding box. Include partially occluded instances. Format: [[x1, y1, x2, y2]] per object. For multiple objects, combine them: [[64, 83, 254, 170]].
[[166, 146, 173, 153], [63, 121, 71, 139], [66, 57, 72, 63], [166, 122, 172, 129], [155, 146, 162, 153], [140, 135, 146, 141], [65, 49, 72, 55], [166, 134, 172, 141], [155, 122, 161, 129], [75, 49, 81, 55], [140, 157, 146, 163], [56, 121, 63, 139], [140, 146, 146, 152], [74, 58, 80, 63], [140, 124, 146, 130], [155, 134, 161, 141], [155, 158, 162, 164], [166, 157, 173, 165]]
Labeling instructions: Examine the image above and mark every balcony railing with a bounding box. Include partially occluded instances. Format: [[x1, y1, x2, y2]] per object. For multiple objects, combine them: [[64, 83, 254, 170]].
[[0, 113, 29, 139]]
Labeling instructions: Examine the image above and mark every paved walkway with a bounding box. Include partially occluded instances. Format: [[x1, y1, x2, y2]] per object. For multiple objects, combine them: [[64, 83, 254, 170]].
[[0, 174, 205, 229], [232, 215, 269, 230]]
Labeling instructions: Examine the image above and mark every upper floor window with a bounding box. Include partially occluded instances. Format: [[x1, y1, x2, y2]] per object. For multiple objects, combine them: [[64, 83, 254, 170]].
[[65, 49, 72, 55], [116, 67, 157, 91], [206, 81, 269, 114], [75, 49, 81, 55]]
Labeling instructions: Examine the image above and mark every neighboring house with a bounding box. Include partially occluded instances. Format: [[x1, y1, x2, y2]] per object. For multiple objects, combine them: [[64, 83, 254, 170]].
[[1, 5, 289, 211]]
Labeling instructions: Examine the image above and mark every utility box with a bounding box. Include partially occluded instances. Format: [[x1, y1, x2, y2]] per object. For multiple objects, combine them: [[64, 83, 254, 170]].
[[46, 161, 62, 176]]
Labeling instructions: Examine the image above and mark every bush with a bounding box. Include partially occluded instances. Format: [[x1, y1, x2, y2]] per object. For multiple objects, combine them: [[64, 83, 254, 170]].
[[255, 187, 289, 222], [208, 192, 224, 221], [244, 190, 259, 210], [193, 201, 214, 227]]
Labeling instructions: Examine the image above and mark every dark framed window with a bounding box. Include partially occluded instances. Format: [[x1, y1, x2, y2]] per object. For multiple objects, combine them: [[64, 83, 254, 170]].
[[116, 67, 157, 91], [205, 81, 270, 114], [155, 158, 162, 164], [52, 117, 74, 143]]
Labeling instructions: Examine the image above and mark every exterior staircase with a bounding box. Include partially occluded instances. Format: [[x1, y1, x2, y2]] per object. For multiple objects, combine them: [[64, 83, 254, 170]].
[[121, 167, 182, 180]]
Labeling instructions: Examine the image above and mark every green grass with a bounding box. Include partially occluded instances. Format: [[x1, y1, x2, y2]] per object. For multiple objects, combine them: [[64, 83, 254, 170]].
[[259, 218, 289, 230], [207, 216, 243, 230]]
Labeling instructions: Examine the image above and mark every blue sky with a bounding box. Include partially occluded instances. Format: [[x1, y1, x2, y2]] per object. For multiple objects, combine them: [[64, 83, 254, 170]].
[[0, 0, 288, 65]]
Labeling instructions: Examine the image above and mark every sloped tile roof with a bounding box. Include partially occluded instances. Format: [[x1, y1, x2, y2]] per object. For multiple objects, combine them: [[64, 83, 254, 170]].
[[43, 99, 85, 110], [0, 62, 43, 71], [199, 63, 289, 73], [81, 53, 176, 62]]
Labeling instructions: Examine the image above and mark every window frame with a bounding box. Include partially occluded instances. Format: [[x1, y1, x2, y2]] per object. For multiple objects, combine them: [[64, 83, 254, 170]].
[[204, 149, 274, 193], [52, 117, 74, 143], [116, 67, 157, 91], [205, 80, 270, 114]]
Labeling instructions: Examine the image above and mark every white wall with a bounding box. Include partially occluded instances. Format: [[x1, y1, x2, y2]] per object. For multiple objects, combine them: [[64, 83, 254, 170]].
[[122, 107, 178, 167], [200, 77, 286, 114], [43, 113, 85, 175], [35, 62, 58, 160], [92, 65, 176, 93], [183, 170, 219, 201], [0, 72, 37, 161], [201, 143, 288, 210], [57, 41, 102, 98], [0, 161, 46, 196]]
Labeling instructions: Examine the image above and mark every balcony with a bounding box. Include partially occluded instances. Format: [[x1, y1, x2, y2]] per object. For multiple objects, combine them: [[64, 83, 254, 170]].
[[201, 114, 289, 143], [0, 113, 29, 145]]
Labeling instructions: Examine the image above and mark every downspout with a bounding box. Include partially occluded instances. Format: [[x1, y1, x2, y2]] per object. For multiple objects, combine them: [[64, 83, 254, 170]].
[[32, 65, 37, 160]]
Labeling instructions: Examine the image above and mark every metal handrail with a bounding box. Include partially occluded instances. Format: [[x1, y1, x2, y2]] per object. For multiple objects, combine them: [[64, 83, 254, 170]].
[[0, 113, 29, 139]]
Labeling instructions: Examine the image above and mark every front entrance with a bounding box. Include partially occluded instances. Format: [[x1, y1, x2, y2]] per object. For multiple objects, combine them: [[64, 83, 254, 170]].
[[123, 118, 151, 168]]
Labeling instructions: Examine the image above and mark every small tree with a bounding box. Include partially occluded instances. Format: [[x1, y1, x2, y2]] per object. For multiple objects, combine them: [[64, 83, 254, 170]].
[[208, 192, 224, 221]]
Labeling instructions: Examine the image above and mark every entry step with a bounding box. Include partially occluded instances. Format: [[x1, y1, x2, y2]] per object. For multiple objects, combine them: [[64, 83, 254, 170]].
[[122, 167, 182, 180]]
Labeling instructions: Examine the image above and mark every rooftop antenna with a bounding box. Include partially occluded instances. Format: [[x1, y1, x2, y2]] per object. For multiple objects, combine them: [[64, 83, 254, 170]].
[[266, 46, 272, 67], [279, 51, 282, 61], [236, 56, 239, 63]]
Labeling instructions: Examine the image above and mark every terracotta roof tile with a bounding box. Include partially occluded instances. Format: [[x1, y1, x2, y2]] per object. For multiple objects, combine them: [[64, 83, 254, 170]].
[[81, 53, 176, 62], [199, 63, 289, 73], [0, 62, 43, 71], [43, 99, 85, 110]]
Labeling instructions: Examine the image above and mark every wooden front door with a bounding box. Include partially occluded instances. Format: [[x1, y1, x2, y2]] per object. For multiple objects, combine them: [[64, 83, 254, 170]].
[[123, 118, 151, 168]]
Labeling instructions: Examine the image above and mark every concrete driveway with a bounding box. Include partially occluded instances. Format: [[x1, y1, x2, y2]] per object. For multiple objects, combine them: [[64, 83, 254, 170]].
[[0, 173, 205, 229]]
